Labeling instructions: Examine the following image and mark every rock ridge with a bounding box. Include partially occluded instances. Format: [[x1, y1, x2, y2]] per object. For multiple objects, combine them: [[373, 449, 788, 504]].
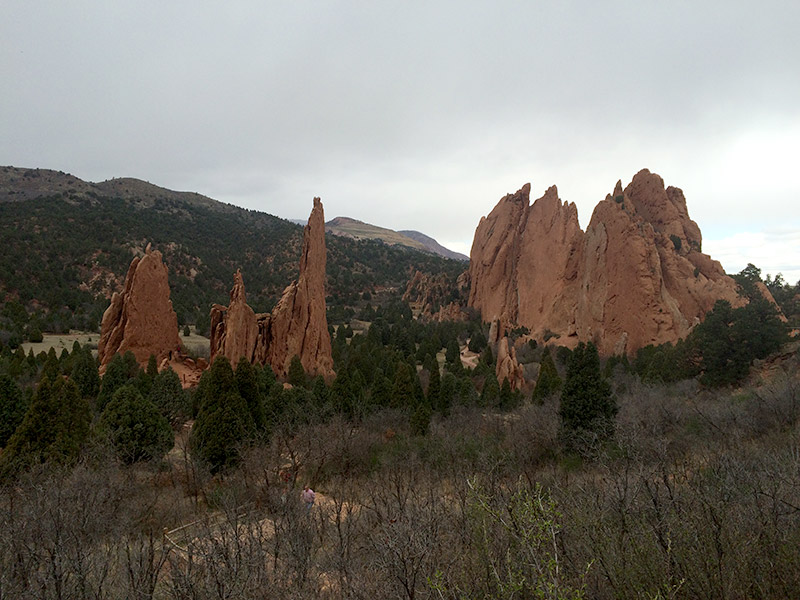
[[468, 169, 744, 355]]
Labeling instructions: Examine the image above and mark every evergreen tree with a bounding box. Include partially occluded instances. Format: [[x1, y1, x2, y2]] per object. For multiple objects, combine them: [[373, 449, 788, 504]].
[[426, 356, 441, 409], [71, 346, 100, 399], [191, 357, 254, 471], [468, 330, 488, 353], [149, 366, 187, 426], [42, 347, 60, 382], [1, 377, 90, 474], [445, 338, 461, 365], [391, 362, 416, 409], [100, 385, 173, 463], [0, 375, 26, 447], [410, 400, 432, 436], [532, 347, 562, 403], [192, 397, 248, 473], [369, 373, 392, 409], [146, 354, 159, 379], [439, 372, 456, 416], [236, 358, 266, 430], [558, 342, 617, 448], [498, 377, 517, 411], [480, 373, 500, 408], [331, 369, 355, 417], [97, 351, 139, 412], [287, 355, 307, 388]]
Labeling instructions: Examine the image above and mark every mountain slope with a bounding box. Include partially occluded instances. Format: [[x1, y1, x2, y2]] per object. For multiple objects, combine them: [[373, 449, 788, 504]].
[[398, 230, 468, 261], [326, 216, 466, 261], [0, 166, 464, 344]]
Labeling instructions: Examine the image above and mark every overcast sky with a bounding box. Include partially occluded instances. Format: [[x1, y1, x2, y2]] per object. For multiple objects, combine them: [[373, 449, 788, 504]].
[[3, 1, 799, 282]]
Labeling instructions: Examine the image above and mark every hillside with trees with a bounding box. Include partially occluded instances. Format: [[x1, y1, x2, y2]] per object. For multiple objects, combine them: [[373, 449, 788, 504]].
[[0, 167, 798, 598], [0, 167, 465, 346]]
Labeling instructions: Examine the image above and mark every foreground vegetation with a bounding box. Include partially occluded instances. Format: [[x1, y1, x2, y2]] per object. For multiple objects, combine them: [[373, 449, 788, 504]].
[[0, 291, 798, 598], [0, 363, 798, 599]]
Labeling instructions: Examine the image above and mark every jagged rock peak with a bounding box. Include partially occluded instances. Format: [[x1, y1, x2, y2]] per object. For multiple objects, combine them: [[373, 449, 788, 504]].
[[208, 199, 335, 382], [209, 269, 258, 366], [468, 169, 743, 358], [98, 245, 181, 372], [267, 197, 334, 381]]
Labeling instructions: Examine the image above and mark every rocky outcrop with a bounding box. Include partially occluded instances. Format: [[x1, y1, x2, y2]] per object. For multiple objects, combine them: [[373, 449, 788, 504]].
[[468, 169, 744, 355], [98, 244, 181, 372], [210, 199, 335, 382], [209, 269, 259, 365], [495, 336, 524, 391], [403, 270, 469, 322]]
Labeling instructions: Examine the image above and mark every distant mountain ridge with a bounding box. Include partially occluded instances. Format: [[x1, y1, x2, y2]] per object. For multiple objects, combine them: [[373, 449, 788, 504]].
[[325, 216, 468, 261], [0, 166, 233, 213], [398, 230, 468, 261]]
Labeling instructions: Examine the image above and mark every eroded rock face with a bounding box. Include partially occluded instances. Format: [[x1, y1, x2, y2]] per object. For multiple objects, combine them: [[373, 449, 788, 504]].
[[263, 198, 335, 381], [209, 269, 258, 365], [403, 269, 469, 322], [495, 336, 524, 391], [468, 169, 744, 355], [98, 244, 181, 371], [210, 199, 335, 382]]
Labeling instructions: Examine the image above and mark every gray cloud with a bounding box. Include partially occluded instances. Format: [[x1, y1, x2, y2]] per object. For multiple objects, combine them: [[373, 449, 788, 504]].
[[2, 1, 799, 275]]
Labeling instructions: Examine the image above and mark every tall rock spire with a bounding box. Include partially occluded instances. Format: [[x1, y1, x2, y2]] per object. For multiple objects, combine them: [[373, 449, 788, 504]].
[[98, 244, 181, 372], [210, 198, 335, 382]]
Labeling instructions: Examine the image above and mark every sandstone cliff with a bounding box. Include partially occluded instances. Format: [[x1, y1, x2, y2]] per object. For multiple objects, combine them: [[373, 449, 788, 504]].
[[210, 198, 335, 382], [98, 244, 181, 371], [469, 169, 743, 355]]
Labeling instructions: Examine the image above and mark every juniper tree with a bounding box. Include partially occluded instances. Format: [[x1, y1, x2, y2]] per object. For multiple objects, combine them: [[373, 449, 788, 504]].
[[558, 341, 617, 450]]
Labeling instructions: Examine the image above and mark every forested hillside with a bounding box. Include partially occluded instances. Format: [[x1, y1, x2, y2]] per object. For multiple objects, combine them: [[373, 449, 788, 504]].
[[0, 167, 464, 346]]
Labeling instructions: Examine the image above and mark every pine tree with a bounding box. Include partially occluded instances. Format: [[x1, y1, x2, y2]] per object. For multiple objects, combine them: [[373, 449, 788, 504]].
[[71, 346, 100, 399], [498, 377, 517, 411], [191, 357, 254, 471], [288, 355, 307, 388], [97, 352, 138, 412], [42, 347, 60, 381], [1, 377, 90, 475], [391, 362, 416, 409], [480, 373, 499, 407], [426, 356, 441, 409]]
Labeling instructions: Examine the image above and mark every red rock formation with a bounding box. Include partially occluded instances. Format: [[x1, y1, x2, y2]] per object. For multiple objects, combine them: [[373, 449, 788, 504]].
[[403, 269, 469, 322], [495, 336, 524, 391], [469, 169, 744, 356], [261, 198, 334, 381], [210, 199, 335, 382], [98, 244, 181, 371], [209, 269, 259, 365]]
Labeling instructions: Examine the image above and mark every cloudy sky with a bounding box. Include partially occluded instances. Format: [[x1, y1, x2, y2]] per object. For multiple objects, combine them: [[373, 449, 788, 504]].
[[3, 1, 799, 282]]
